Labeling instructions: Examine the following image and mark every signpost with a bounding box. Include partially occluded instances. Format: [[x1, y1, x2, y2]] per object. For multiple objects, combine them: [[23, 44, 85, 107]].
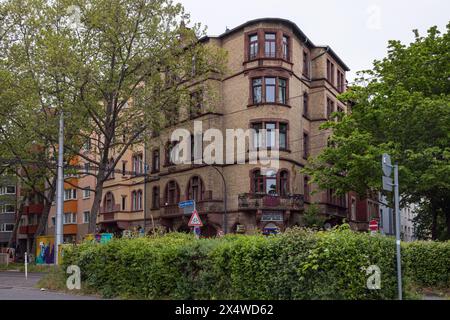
[[179, 200, 196, 216], [188, 209, 203, 239], [369, 219, 379, 236], [382, 153, 403, 300]]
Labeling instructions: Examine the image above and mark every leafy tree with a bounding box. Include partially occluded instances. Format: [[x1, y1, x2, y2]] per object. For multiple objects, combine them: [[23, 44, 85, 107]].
[[0, 0, 225, 234], [303, 203, 326, 229], [304, 24, 450, 240]]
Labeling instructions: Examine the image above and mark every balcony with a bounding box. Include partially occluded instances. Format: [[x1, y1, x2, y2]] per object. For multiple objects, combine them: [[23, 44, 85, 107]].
[[161, 200, 225, 217], [99, 204, 121, 214], [19, 225, 37, 235], [24, 204, 44, 215], [238, 193, 304, 211]]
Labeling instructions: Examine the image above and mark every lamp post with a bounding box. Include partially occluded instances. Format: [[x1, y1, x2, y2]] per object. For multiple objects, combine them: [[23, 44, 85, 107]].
[[55, 111, 64, 265], [207, 165, 228, 234]]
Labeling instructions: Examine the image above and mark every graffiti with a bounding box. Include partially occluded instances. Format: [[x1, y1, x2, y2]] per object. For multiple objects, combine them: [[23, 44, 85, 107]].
[[36, 236, 55, 264]]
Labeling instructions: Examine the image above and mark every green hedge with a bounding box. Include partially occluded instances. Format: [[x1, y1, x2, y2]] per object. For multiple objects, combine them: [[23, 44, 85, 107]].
[[403, 241, 450, 288], [62, 225, 449, 300]]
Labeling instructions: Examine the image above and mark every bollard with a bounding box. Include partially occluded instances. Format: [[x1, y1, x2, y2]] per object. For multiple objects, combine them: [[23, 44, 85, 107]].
[[24, 252, 28, 280]]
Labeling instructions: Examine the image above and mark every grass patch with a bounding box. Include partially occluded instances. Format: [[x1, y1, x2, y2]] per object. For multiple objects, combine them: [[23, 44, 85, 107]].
[[0, 262, 54, 273], [36, 267, 101, 298]]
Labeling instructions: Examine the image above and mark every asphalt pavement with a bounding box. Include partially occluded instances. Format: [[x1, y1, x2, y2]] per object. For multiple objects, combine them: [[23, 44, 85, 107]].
[[0, 271, 100, 300]]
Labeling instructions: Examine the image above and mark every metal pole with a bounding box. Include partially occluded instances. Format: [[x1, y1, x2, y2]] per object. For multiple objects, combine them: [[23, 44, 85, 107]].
[[55, 111, 64, 265], [394, 164, 403, 300], [209, 165, 227, 234], [24, 252, 28, 280]]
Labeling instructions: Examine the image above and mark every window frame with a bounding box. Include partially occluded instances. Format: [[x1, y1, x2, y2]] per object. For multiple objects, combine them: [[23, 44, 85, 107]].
[[264, 33, 277, 58], [250, 76, 289, 106], [250, 120, 289, 151]]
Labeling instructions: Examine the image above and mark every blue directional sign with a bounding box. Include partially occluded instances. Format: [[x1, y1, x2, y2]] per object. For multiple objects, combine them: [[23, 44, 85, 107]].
[[179, 200, 195, 209]]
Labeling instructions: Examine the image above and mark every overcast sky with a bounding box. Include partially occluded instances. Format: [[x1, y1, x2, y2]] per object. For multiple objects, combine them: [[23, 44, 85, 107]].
[[178, 0, 449, 82]]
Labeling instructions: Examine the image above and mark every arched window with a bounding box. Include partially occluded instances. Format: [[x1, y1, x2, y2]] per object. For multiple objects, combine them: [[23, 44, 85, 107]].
[[252, 170, 264, 193], [279, 170, 289, 197], [152, 186, 160, 209], [164, 181, 180, 205], [104, 192, 115, 213], [131, 190, 143, 211], [187, 176, 204, 202], [152, 149, 160, 173]]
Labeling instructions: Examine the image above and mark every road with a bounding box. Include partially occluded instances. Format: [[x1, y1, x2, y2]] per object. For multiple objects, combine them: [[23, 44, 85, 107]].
[[0, 271, 100, 300]]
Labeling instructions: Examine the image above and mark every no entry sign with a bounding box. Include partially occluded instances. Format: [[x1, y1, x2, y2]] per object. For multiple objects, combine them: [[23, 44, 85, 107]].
[[369, 220, 379, 232]]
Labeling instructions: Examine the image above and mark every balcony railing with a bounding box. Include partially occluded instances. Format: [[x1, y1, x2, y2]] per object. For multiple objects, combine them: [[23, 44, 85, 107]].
[[161, 200, 225, 217], [238, 193, 304, 211], [99, 204, 121, 214]]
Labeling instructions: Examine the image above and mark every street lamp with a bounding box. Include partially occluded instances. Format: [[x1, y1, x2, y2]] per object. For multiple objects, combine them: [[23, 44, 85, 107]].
[[206, 164, 228, 234]]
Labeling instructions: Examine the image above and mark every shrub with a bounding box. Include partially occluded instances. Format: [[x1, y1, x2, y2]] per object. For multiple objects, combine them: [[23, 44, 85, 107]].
[[61, 226, 449, 300]]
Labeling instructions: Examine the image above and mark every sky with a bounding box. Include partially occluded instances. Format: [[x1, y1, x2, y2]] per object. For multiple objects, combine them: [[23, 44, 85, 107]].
[[178, 0, 450, 82]]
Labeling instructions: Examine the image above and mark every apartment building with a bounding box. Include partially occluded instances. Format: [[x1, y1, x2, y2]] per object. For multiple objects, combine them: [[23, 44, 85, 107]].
[[0, 173, 17, 247], [39, 18, 378, 241], [143, 18, 357, 236]]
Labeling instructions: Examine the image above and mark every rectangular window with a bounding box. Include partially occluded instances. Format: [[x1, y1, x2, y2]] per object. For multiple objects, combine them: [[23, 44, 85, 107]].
[[64, 213, 76, 225], [132, 154, 143, 175], [327, 98, 335, 119], [278, 78, 287, 104], [264, 33, 276, 58], [249, 34, 258, 60], [122, 196, 126, 211], [152, 150, 160, 173], [327, 59, 335, 84], [265, 173, 277, 195], [265, 77, 276, 103], [189, 91, 203, 119], [1, 186, 16, 195], [251, 123, 263, 149], [303, 93, 309, 117], [279, 123, 288, 150], [252, 78, 262, 104], [303, 133, 309, 159], [303, 51, 309, 77], [83, 188, 90, 199], [64, 189, 77, 201], [282, 36, 289, 60], [84, 163, 90, 174], [1, 204, 15, 213], [152, 187, 160, 210], [266, 123, 276, 149], [83, 211, 90, 224], [0, 223, 14, 232], [122, 162, 126, 176]]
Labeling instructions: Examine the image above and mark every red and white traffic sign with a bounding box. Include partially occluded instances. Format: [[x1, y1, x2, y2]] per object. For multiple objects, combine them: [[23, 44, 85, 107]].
[[369, 219, 379, 232], [188, 209, 203, 227]]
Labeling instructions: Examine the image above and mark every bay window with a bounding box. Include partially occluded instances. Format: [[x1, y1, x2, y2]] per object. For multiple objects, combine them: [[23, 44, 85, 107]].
[[251, 77, 288, 105], [251, 121, 288, 150], [251, 169, 290, 196]]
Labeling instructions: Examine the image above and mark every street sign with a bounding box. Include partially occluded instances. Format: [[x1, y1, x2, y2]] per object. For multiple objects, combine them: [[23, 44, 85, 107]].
[[383, 176, 393, 192], [179, 200, 195, 209], [369, 219, 379, 232], [188, 209, 203, 227], [382, 153, 392, 177]]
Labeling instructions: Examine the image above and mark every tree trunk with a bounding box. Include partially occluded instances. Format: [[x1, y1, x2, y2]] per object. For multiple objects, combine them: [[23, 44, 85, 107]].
[[445, 209, 450, 241], [431, 208, 438, 241], [30, 184, 56, 259], [89, 168, 106, 234]]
